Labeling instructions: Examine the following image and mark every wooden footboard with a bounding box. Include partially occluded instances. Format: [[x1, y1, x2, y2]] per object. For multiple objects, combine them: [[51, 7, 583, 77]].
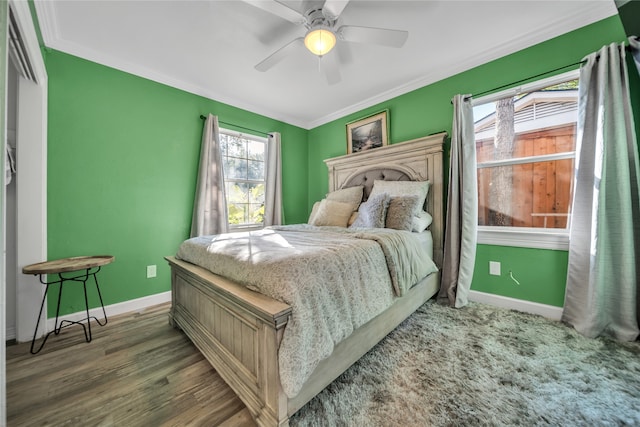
[[166, 256, 292, 426], [166, 256, 440, 426]]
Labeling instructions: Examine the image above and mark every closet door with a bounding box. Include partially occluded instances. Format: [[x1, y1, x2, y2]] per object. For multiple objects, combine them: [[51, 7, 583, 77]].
[[7, 0, 48, 344]]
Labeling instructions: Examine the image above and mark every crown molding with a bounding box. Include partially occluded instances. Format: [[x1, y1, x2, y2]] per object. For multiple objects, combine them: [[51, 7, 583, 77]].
[[34, 0, 617, 130], [46, 37, 310, 129], [308, 0, 617, 128], [33, 1, 309, 128], [33, 0, 58, 46]]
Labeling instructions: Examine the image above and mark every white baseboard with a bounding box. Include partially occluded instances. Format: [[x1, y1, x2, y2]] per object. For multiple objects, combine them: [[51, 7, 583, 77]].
[[25, 290, 561, 338], [468, 290, 563, 321], [45, 291, 172, 332], [6, 326, 16, 341]]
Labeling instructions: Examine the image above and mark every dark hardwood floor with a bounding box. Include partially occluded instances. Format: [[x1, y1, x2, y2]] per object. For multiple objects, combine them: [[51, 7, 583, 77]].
[[6, 303, 256, 426]]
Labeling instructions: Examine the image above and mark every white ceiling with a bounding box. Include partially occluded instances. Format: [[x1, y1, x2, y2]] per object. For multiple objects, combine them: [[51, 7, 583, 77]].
[[34, 0, 618, 129]]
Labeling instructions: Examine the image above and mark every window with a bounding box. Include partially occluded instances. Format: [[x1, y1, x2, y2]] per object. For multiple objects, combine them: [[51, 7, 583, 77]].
[[219, 129, 267, 230], [473, 70, 579, 249]]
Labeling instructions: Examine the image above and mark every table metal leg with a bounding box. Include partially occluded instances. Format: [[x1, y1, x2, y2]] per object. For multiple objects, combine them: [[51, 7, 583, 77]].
[[53, 276, 64, 334], [30, 267, 108, 354], [82, 280, 92, 342], [92, 271, 108, 327], [30, 283, 51, 355]]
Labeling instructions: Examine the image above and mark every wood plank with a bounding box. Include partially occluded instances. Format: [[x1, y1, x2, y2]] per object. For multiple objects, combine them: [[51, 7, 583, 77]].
[[477, 167, 490, 225], [234, 317, 243, 359], [555, 131, 575, 228], [512, 133, 533, 227], [541, 141, 554, 227], [22, 255, 114, 275], [240, 322, 256, 373], [521, 134, 534, 227], [532, 136, 549, 228], [6, 303, 255, 427]]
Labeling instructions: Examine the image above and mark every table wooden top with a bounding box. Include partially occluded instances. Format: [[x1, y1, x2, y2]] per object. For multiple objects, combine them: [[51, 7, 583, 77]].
[[23, 255, 115, 275]]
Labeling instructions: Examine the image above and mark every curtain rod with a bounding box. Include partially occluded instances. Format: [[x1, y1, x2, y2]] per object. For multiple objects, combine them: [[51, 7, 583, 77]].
[[199, 115, 272, 137], [461, 44, 634, 103], [463, 61, 583, 102]]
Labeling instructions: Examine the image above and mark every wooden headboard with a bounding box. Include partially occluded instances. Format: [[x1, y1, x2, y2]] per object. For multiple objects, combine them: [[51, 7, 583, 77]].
[[324, 132, 446, 267]]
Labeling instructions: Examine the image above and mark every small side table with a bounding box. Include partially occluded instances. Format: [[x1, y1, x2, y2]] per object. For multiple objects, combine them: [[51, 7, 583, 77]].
[[23, 255, 115, 354]]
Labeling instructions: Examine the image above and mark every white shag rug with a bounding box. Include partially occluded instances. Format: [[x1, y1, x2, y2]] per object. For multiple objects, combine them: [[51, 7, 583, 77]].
[[290, 300, 640, 426]]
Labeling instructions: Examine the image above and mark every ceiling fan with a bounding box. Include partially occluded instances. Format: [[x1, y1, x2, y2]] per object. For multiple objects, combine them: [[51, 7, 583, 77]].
[[244, 0, 409, 84]]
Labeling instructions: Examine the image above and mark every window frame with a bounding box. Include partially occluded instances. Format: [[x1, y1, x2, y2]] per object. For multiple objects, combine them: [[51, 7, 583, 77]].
[[472, 69, 579, 250], [219, 127, 267, 231]]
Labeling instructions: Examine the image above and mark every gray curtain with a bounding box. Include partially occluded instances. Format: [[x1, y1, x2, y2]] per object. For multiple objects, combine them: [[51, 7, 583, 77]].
[[264, 131, 283, 226], [190, 114, 228, 237], [630, 36, 640, 76], [5, 142, 15, 185], [438, 94, 478, 308], [562, 42, 640, 341]]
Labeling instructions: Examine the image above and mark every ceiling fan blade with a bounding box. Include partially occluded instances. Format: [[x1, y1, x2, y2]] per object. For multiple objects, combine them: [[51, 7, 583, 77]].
[[255, 37, 304, 72], [242, 0, 305, 24], [338, 25, 408, 48], [322, 0, 350, 20], [320, 51, 341, 85], [336, 42, 354, 67]]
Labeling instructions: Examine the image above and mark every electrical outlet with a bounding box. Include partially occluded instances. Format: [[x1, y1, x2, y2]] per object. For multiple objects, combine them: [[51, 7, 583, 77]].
[[146, 265, 157, 278], [489, 261, 501, 276]]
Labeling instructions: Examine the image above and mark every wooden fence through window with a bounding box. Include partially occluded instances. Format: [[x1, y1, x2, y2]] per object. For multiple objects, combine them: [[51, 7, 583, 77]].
[[476, 125, 576, 229]]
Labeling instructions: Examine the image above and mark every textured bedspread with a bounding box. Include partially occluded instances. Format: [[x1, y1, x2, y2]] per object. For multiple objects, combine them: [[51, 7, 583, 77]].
[[176, 224, 437, 397]]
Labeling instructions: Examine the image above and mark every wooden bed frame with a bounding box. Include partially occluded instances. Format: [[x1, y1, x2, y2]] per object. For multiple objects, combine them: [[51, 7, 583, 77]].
[[166, 132, 446, 426]]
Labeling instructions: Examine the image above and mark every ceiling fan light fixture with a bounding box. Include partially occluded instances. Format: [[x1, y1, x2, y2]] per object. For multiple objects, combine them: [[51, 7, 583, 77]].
[[304, 27, 336, 56]]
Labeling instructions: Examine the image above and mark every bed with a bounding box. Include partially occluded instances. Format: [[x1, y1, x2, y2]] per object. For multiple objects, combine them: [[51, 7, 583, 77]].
[[165, 132, 446, 426]]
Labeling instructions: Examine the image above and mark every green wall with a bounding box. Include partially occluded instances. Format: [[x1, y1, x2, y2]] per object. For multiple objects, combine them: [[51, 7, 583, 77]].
[[308, 16, 629, 308], [472, 245, 568, 306], [46, 51, 308, 316], [44, 14, 636, 316]]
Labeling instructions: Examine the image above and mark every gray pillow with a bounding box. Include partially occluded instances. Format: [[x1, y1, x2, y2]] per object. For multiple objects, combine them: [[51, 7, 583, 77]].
[[386, 196, 421, 231], [349, 193, 390, 228]]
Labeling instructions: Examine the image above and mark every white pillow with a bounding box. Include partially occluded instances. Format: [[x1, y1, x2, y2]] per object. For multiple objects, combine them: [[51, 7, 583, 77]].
[[412, 211, 433, 233], [310, 199, 354, 227], [369, 180, 430, 210]]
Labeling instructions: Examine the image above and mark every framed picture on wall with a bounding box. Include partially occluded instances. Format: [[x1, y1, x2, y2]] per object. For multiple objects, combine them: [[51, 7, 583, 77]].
[[346, 110, 389, 154]]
